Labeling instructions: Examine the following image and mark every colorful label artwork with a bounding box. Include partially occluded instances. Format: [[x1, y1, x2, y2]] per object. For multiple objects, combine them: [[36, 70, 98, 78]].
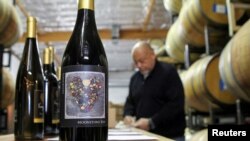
[[64, 71, 105, 119]]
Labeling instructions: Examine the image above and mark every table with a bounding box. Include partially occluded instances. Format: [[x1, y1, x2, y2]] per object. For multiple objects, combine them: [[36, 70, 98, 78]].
[[0, 128, 174, 141]]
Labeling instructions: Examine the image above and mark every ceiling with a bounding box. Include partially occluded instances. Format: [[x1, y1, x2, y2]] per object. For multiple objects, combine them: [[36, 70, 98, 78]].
[[11, 0, 171, 71], [17, 0, 172, 31]]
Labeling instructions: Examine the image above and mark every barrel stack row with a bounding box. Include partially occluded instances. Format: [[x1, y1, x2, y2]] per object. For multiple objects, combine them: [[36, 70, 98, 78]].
[[163, 0, 250, 112], [164, 0, 244, 63]]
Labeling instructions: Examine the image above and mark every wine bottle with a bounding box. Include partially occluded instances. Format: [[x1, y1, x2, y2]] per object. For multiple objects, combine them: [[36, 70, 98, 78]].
[[43, 48, 59, 136], [14, 16, 44, 140], [59, 0, 108, 140]]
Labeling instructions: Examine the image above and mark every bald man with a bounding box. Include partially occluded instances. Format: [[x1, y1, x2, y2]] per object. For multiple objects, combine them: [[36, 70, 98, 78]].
[[123, 41, 186, 141]]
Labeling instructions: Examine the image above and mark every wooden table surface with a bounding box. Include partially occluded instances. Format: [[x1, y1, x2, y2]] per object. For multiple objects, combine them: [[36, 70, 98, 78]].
[[0, 128, 174, 141]]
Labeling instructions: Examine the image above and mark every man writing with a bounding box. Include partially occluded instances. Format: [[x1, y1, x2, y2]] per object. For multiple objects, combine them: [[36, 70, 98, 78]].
[[123, 41, 186, 141]]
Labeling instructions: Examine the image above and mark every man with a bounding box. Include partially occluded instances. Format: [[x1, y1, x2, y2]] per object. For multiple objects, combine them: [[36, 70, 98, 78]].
[[123, 41, 186, 141]]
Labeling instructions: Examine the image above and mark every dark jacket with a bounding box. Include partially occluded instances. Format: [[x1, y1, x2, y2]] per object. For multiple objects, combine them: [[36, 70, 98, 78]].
[[124, 61, 186, 138]]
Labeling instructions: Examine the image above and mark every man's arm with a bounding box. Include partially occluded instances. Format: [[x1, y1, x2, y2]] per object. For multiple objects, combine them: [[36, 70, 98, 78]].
[[123, 77, 136, 125], [123, 93, 136, 125]]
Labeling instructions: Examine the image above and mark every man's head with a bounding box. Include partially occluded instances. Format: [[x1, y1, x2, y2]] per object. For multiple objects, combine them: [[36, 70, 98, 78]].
[[131, 41, 156, 76]]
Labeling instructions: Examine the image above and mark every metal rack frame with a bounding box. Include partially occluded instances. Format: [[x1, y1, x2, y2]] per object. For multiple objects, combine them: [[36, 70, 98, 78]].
[[226, 0, 250, 36]]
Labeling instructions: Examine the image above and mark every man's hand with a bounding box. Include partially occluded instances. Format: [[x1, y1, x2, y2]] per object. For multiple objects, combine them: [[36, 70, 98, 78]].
[[123, 115, 135, 125], [133, 118, 150, 131]]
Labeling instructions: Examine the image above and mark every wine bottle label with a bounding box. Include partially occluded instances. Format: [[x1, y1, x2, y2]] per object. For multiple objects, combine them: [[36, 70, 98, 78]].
[[34, 89, 44, 123], [61, 65, 108, 127]]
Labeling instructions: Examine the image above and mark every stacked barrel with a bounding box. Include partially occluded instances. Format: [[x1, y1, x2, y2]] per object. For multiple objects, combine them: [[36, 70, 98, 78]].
[[0, 0, 22, 48], [164, 0, 244, 63], [183, 19, 250, 140], [219, 19, 250, 103], [162, 0, 250, 113]]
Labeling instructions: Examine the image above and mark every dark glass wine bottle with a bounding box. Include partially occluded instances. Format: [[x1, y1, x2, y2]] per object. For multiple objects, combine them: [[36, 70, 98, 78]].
[[59, 0, 108, 141], [14, 16, 44, 140], [43, 48, 59, 136]]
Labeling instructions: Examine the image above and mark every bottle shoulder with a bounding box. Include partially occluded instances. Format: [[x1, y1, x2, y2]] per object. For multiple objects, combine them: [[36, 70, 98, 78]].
[[62, 40, 108, 67]]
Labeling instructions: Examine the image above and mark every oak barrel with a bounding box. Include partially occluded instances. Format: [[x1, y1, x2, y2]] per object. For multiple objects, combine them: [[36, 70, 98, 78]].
[[165, 19, 200, 63], [0, 68, 15, 109], [185, 0, 244, 27], [178, 0, 244, 47], [0, 0, 12, 33], [219, 20, 250, 102], [0, 2, 22, 48], [182, 54, 237, 112]]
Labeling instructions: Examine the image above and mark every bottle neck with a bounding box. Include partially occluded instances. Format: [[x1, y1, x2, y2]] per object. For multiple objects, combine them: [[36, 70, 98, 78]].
[[22, 17, 44, 76], [27, 17, 36, 38], [43, 64, 53, 73], [77, 0, 96, 29], [62, 0, 102, 66], [48, 46, 57, 74], [72, 9, 98, 64], [43, 62, 54, 74], [43, 48, 53, 73], [76, 7, 97, 30]]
